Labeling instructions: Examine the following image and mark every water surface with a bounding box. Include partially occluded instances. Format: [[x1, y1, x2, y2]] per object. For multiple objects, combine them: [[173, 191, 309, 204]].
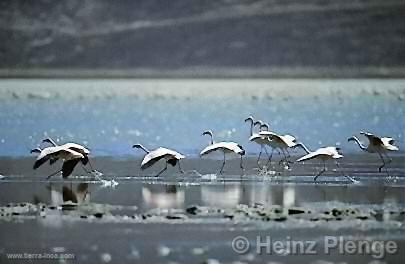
[[0, 78, 404, 156]]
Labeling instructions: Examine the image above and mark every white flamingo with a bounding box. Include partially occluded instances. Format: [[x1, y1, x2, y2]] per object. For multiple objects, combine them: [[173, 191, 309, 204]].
[[255, 120, 284, 166], [348, 131, 399, 173], [294, 142, 356, 182], [31, 146, 84, 179], [42, 137, 96, 173], [245, 117, 272, 167], [132, 144, 185, 177], [259, 130, 298, 165], [200, 130, 245, 174]]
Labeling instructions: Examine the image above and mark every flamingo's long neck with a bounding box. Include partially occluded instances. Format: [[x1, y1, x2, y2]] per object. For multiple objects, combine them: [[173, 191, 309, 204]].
[[351, 136, 367, 151], [254, 123, 261, 133], [296, 142, 311, 154], [48, 138, 58, 147], [139, 145, 150, 154], [208, 134, 214, 145]]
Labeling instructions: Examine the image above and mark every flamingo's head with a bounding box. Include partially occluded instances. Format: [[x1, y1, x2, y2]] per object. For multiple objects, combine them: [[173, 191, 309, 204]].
[[292, 142, 302, 148], [132, 144, 149, 154], [244, 116, 254, 123], [30, 147, 41, 154], [260, 122, 270, 131], [347, 136, 356, 142], [202, 130, 213, 137], [132, 144, 144, 149], [253, 120, 263, 127], [42, 137, 57, 147], [334, 147, 344, 157], [237, 144, 246, 156]]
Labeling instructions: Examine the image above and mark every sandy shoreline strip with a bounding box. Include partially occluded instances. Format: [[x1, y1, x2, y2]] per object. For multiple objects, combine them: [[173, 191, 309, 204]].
[[1, 78, 405, 100]]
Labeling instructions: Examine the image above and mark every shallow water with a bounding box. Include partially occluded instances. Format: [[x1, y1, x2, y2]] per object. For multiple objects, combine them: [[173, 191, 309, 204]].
[[0, 79, 404, 156]]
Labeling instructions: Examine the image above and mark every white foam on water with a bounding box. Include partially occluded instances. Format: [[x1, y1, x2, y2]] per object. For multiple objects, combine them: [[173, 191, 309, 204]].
[[100, 179, 119, 188], [157, 245, 171, 257], [92, 170, 104, 177], [201, 174, 218, 180]]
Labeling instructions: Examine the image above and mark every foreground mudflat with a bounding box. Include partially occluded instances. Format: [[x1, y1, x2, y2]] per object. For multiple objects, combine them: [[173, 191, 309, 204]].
[[0, 156, 404, 263]]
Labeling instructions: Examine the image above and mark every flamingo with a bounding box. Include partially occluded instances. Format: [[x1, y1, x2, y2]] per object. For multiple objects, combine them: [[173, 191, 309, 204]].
[[245, 117, 272, 167], [294, 142, 356, 182], [132, 144, 185, 177], [200, 130, 245, 174], [42, 137, 96, 173], [255, 121, 285, 165], [30, 146, 84, 179], [348, 131, 399, 173], [259, 130, 298, 165]]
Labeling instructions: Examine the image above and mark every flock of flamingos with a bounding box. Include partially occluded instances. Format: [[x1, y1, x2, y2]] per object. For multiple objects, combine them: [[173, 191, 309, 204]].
[[30, 115, 399, 183]]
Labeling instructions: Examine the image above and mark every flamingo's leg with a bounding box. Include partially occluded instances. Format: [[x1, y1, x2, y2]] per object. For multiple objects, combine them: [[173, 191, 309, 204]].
[[335, 161, 356, 183], [257, 146, 263, 167], [265, 148, 274, 166], [46, 169, 62, 180], [81, 164, 92, 174], [178, 161, 184, 174], [156, 162, 168, 177], [377, 152, 386, 172], [240, 155, 244, 172], [285, 149, 293, 164], [279, 149, 288, 165], [219, 152, 226, 174], [383, 152, 392, 164], [377, 152, 390, 177], [314, 161, 326, 182]]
